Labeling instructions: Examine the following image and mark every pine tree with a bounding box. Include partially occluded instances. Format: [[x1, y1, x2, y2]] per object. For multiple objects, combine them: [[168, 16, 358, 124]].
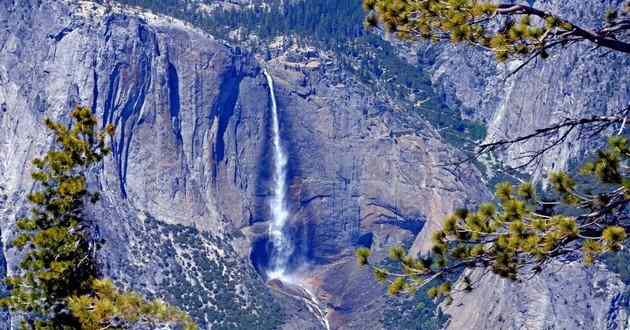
[[0, 107, 196, 330]]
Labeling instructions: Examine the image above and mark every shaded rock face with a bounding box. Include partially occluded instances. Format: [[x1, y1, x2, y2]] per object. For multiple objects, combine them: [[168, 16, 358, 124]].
[[445, 263, 627, 330], [0, 0, 261, 233], [0, 1, 295, 329], [0, 1, 485, 329], [256, 52, 489, 327], [262, 55, 485, 262]]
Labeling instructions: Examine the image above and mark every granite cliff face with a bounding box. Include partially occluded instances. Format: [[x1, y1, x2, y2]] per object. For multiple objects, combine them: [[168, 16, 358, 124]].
[[0, 1, 296, 328], [1, 0, 629, 329], [445, 264, 628, 330], [0, 0, 484, 329], [254, 45, 489, 328]]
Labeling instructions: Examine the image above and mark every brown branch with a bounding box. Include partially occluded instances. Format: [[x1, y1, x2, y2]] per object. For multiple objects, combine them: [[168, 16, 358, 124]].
[[505, 38, 581, 79], [440, 106, 630, 169], [495, 4, 630, 53]]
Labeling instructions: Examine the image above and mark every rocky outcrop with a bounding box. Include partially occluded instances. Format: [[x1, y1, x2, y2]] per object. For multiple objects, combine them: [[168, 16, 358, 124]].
[[257, 45, 489, 327], [415, 1, 630, 329], [0, 1, 292, 328], [445, 262, 627, 330]]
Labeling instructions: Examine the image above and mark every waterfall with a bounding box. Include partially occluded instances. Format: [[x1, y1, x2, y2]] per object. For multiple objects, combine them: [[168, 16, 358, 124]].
[[264, 69, 293, 280], [263, 70, 330, 330]]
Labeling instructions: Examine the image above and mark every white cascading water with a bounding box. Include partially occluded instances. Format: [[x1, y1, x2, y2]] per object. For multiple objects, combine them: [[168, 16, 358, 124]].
[[263, 69, 330, 330], [264, 69, 293, 280]]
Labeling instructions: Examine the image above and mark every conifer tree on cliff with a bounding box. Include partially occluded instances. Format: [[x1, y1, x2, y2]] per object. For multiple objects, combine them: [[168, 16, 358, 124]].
[[0, 107, 196, 329], [357, 0, 630, 302]]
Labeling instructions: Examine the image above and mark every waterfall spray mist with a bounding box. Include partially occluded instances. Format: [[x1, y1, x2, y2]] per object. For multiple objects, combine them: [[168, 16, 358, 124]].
[[264, 69, 293, 280]]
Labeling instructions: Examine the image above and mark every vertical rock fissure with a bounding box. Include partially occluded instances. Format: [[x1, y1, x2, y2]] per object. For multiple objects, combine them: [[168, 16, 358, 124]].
[[212, 69, 240, 165], [102, 64, 122, 128], [115, 55, 152, 198], [91, 68, 99, 115], [166, 62, 182, 142]]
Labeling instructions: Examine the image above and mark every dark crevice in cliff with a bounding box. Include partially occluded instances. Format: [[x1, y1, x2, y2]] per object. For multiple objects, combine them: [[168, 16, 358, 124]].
[[190, 75, 204, 160], [166, 62, 182, 143], [250, 236, 271, 276], [356, 232, 373, 248], [0, 213, 9, 324], [374, 218, 424, 235], [607, 292, 630, 329], [300, 194, 332, 207], [212, 68, 241, 175], [137, 24, 151, 43], [48, 23, 77, 42], [113, 55, 152, 198], [232, 103, 243, 186], [366, 202, 425, 235], [103, 14, 125, 44], [91, 67, 99, 114], [0, 228, 11, 324], [103, 63, 123, 128]]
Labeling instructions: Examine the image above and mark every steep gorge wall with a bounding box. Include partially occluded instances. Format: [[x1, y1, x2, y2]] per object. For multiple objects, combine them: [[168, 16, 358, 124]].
[[417, 1, 630, 329], [258, 52, 489, 327], [1, 0, 628, 329], [0, 1, 293, 328], [0, 1, 485, 328]]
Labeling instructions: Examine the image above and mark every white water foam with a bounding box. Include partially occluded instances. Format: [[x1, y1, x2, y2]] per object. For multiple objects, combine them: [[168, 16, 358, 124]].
[[264, 69, 293, 281], [263, 70, 329, 330]]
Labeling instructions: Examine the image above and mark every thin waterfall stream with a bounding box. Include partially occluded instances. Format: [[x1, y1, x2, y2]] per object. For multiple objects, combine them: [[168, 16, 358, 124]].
[[264, 69, 293, 280], [263, 69, 330, 330]]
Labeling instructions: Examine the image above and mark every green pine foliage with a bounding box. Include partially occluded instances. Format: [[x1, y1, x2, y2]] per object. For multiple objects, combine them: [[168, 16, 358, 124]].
[[358, 136, 630, 301], [0, 107, 195, 329], [380, 257, 451, 329], [362, 0, 630, 61], [68, 279, 196, 330]]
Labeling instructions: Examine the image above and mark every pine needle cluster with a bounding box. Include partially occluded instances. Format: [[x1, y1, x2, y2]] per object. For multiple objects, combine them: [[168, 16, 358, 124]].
[[362, 0, 630, 62], [68, 279, 196, 330]]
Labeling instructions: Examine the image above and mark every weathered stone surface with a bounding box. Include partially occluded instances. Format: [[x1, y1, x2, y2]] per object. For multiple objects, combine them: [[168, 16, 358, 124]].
[[0, 1, 484, 328], [0, 1, 293, 328], [417, 1, 630, 329], [2, 0, 629, 329], [445, 262, 627, 330]]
